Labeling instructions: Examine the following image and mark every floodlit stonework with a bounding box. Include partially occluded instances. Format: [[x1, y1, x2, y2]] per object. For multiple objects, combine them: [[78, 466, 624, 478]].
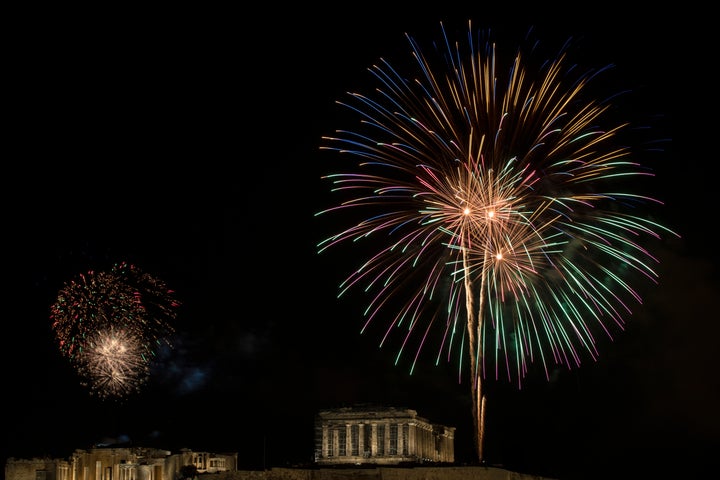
[[4, 447, 237, 480], [6, 406, 558, 480], [314, 405, 455, 466]]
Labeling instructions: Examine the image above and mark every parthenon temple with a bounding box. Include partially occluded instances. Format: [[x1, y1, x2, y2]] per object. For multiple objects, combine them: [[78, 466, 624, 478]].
[[314, 405, 455, 465]]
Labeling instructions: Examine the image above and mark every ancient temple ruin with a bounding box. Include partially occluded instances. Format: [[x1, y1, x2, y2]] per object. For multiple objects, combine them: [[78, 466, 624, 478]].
[[6, 405, 455, 480], [4, 447, 237, 480], [314, 405, 455, 465]]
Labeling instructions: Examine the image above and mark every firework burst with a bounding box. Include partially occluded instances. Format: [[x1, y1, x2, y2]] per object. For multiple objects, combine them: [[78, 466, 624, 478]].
[[50, 261, 179, 399], [77, 326, 150, 399], [316, 21, 678, 461]]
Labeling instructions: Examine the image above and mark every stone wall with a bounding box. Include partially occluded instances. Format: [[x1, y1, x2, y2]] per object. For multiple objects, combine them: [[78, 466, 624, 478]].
[[212, 466, 557, 480], [4, 458, 67, 480]]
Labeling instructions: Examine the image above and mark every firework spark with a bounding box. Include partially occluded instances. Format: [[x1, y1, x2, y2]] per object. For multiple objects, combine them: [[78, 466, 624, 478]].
[[50, 261, 179, 398], [316, 21, 678, 461]]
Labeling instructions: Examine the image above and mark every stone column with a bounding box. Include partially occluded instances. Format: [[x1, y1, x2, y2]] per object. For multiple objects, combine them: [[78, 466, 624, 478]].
[[333, 428, 340, 457], [346, 424, 352, 456], [397, 423, 404, 456], [322, 425, 329, 458], [419, 424, 427, 459], [408, 422, 417, 457], [371, 423, 378, 457], [358, 423, 365, 457]]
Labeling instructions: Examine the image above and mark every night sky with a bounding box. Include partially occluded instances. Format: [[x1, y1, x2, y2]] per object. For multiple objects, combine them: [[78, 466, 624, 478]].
[[4, 4, 712, 480]]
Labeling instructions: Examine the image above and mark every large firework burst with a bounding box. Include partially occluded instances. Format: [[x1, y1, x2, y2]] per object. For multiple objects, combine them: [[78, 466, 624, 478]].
[[50, 261, 179, 399], [316, 21, 677, 461]]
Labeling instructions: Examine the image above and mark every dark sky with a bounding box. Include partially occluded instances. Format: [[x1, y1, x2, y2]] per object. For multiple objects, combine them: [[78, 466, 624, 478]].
[[3, 4, 712, 480]]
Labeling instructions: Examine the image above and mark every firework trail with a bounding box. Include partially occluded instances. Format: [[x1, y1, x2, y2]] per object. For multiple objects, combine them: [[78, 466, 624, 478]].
[[50, 261, 179, 398], [316, 21, 678, 461]]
